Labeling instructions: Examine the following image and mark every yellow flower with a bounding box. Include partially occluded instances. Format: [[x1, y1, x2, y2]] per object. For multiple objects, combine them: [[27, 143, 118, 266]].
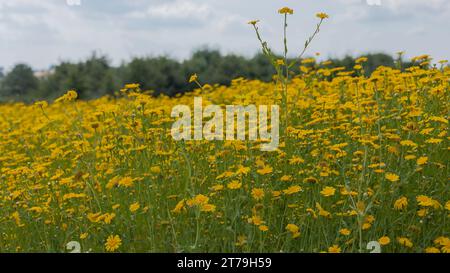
[[304, 177, 318, 183], [416, 156, 428, 166], [365, 215, 375, 224], [425, 138, 442, 144], [28, 207, 43, 214], [400, 140, 418, 147], [320, 186, 336, 197], [87, 212, 102, 223], [278, 7, 294, 15], [211, 184, 224, 191], [249, 215, 264, 226], [105, 235, 122, 252], [35, 101, 48, 108], [285, 224, 299, 233], [236, 235, 247, 247], [385, 172, 400, 182], [394, 197, 408, 210], [257, 166, 273, 175], [417, 209, 428, 217], [425, 247, 440, 253], [150, 166, 161, 174], [416, 195, 435, 207], [80, 233, 88, 240], [445, 201, 450, 211], [11, 211, 24, 227], [280, 175, 292, 182], [124, 83, 140, 89], [259, 225, 269, 232], [328, 245, 341, 253], [55, 90, 78, 102], [397, 237, 413, 248], [251, 188, 265, 200], [442, 244, 450, 253], [434, 236, 450, 246], [356, 201, 366, 214], [102, 213, 116, 224], [378, 236, 391, 246], [63, 193, 86, 201], [289, 156, 304, 165], [67, 90, 78, 99], [118, 177, 134, 187], [248, 20, 260, 25], [188, 194, 209, 206], [339, 228, 351, 236], [236, 166, 250, 175], [316, 12, 329, 19], [200, 203, 216, 212], [355, 57, 368, 64], [129, 202, 140, 213], [316, 202, 331, 218], [106, 176, 119, 190], [283, 185, 302, 195], [285, 224, 300, 238], [276, 59, 285, 66], [172, 199, 185, 213], [227, 180, 242, 190], [429, 116, 448, 124], [189, 74, 198, 83]]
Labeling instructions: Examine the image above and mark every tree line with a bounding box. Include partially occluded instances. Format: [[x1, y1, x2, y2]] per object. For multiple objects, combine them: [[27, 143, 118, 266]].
[[0, 50, 411, 102]]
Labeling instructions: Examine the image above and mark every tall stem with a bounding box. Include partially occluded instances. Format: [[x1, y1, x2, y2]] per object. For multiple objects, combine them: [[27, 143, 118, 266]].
[[283, 14, 289, 140]]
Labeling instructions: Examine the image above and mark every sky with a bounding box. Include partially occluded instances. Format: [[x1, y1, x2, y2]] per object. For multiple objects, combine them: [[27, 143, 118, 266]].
[[0, 0, 449, 71]]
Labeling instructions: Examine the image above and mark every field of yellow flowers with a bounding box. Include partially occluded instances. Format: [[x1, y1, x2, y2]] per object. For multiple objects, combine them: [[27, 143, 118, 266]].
[[0, 53, 448, 253]]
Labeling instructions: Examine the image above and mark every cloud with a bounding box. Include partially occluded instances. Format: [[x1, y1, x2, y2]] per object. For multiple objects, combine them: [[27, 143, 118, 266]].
[[384, 0, 449, 11], [337, 0, 450, 18], [126, 0, 211, 21], [0, 0, 448, 70]]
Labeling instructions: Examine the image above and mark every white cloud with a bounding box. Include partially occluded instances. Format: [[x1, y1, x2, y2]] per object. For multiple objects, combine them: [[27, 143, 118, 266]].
[[0, 0, 448, 70], [127, 0, 211, 20], [384, 0, 449, 10]]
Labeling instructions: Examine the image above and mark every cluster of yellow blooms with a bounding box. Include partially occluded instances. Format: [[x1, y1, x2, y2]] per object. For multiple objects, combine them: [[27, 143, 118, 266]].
[[0, 53, 448, 253]]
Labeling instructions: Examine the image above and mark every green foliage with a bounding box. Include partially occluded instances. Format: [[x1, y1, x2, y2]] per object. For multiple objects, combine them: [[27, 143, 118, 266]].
[[0, 50, 415, 102], [122, 56, 185, 97], [0, 64, 39, 102], [37, 53, 115, 100]]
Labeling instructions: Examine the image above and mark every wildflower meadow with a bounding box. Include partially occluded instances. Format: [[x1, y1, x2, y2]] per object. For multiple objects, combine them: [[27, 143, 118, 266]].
[[0, 7, 448, 254]]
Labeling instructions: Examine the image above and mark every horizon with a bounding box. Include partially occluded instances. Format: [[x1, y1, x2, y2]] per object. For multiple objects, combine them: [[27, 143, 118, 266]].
[[1, 49, 414, 73]]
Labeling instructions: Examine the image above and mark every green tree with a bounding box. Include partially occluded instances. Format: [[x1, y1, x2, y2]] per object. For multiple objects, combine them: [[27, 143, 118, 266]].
[[0, 64, 38, 101], [123, 56, 185, 96], [38, 53, 116, 100], [0, 50, 421, 102]]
